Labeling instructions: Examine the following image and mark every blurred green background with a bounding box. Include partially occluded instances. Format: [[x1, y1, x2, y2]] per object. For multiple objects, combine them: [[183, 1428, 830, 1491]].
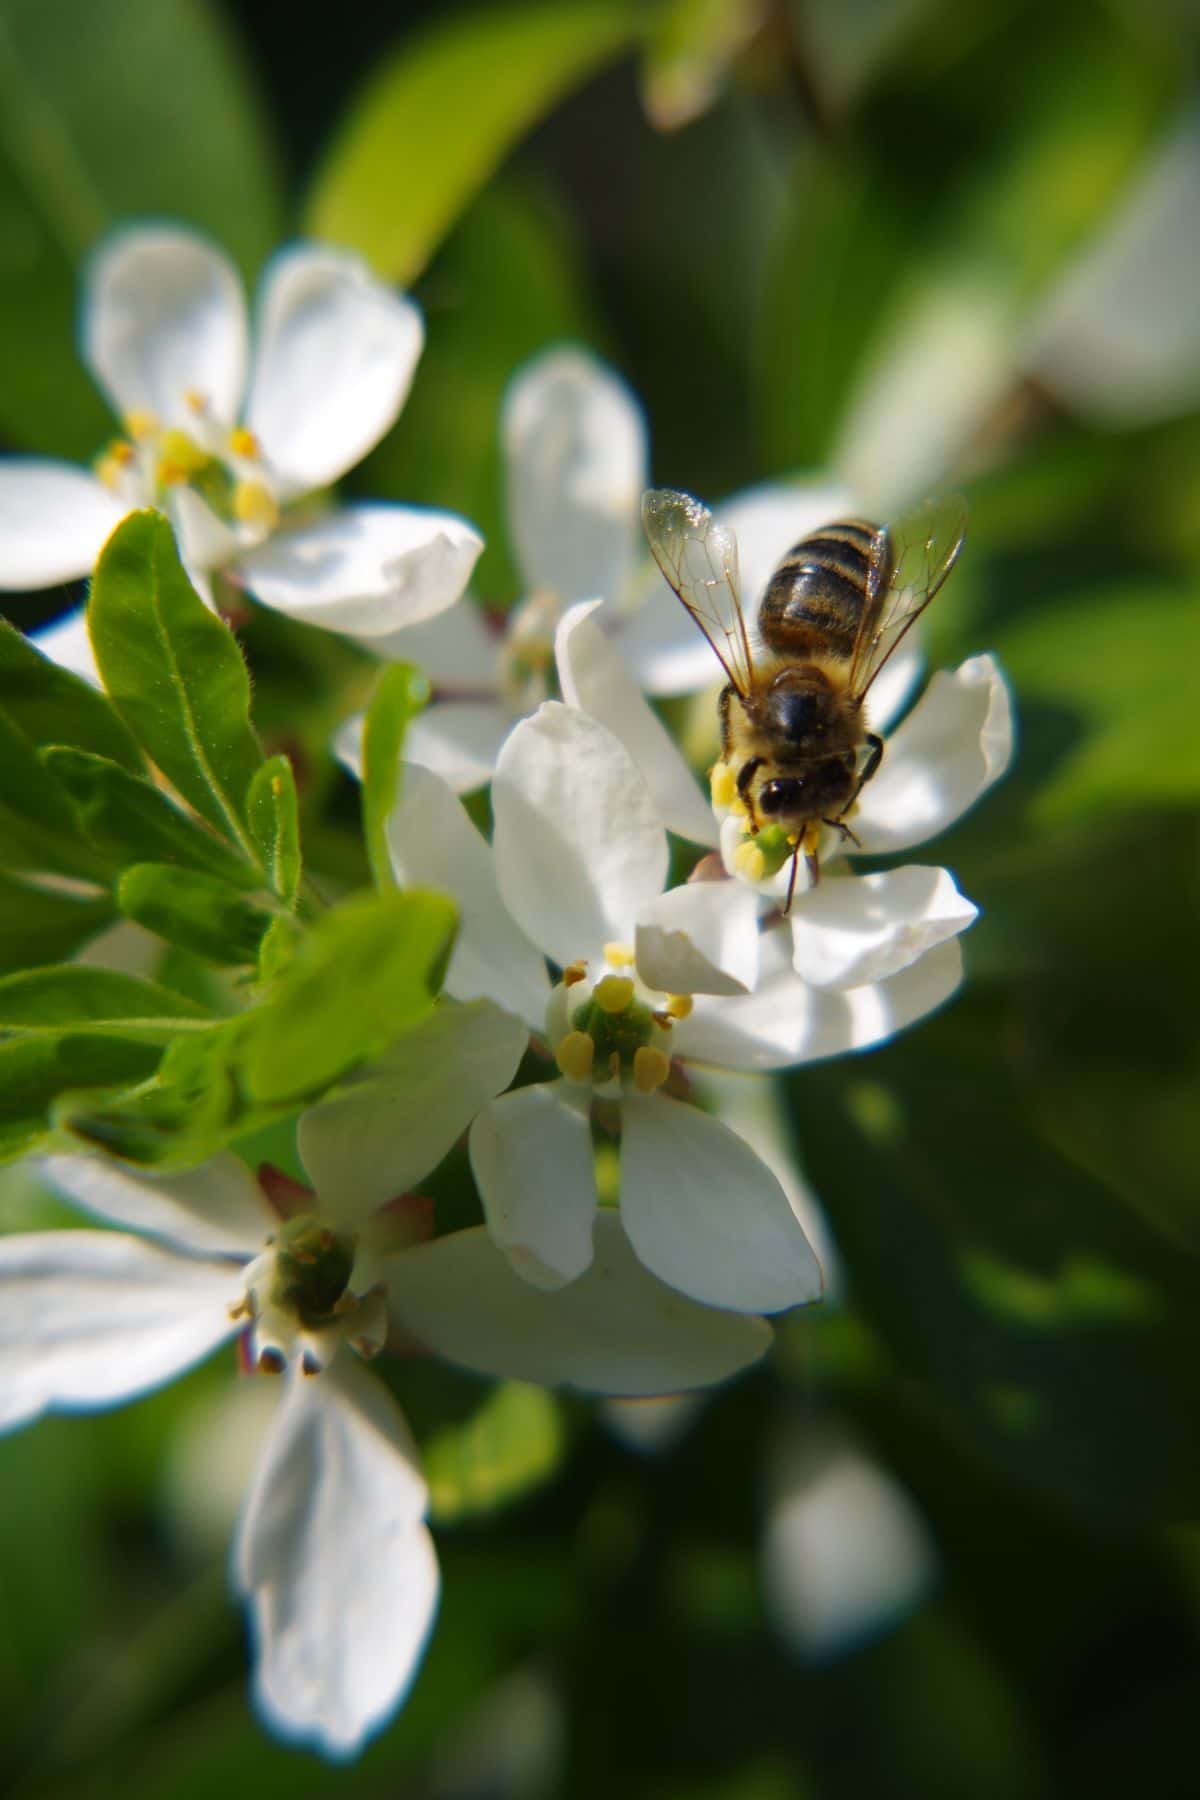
[[2, 0, 1200, 1792]]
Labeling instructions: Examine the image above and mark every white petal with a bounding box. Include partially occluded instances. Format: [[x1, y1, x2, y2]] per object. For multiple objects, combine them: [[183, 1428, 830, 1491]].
[[763, 1431, 936, 1661], [403, 701, 513, 792], [620, 477, 855, 696], [236, 504, 482, 637], [852, 654, 1014, 855], [167, 484, 241, 575], [556, 600, 717, 845], [41, 1152, 272, 1258], [677, 935, 963, 1070], [387, 762, 549, 1030], [635, 879, 759, 996], [469, 1083, 597, 1289], [0, 1231, 239, 1432], [358, 593, 500, 688], [788, 865, 977, 990], [298, 1001, 528, 1226], [30, 605, 101, 685], [504, 347, 645, 605], [84, 226, 247, 428], [492, 703, 668, 968], [0, 462, 126, 589], [386, 1213, 772, 1395], [619, 1093, 822, 1313], [235, 1354, 436, 1759], [246, 246, 424, 496]]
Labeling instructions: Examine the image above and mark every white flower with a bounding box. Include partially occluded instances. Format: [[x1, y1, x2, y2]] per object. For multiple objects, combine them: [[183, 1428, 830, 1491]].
[[0, 225, 482, 677], [0, 1000, 768, 1757], [340, 347, 849, 805], [385, 701, 961, 1314]]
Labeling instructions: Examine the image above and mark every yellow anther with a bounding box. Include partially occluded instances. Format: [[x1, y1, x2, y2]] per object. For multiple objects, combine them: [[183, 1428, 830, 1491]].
[[633, 1046, 671, 1094], [233, 479, 280, 530], [184, 388, 207, 414], [124, 409, 159, 441], [710, 762, 737, 809], [94, 452, 128, 490], [110, 439, 135, 466], [229, 425, 260, 459], [594, 974, 635, 1014], [555, 1030, 595, 1083], [158, 429, 210, 479], [563, 959, 589, 987], [604, 941, 636, 968], [665, 993, 694, 1020], [733, 840, 766, 883]]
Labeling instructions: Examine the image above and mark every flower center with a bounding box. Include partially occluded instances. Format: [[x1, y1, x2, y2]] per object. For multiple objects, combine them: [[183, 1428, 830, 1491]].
[[236, 1211, 387, 1375], [549, 945, 691, 1094], [498, 589, 560, 715], [92, 395, 279, 534]]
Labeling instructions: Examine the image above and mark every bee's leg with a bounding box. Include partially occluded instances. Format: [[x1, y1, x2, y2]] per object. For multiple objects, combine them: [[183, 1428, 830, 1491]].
[[736, 756, 764, 832], [784, 844, 803, 914], [824, 816, 863, 849], [836, 733, 885, 824]]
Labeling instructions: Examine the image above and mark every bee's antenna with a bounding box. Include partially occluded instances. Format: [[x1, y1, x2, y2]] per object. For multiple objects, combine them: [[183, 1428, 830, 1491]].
[[784, 844, 802, 914]]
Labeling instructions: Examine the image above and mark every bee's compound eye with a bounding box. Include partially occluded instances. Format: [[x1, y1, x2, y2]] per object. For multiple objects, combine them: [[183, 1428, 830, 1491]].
[[759, 778, 806, 816]]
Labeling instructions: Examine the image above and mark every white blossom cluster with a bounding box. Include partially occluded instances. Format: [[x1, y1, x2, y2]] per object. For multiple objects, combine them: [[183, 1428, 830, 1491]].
[[0, 228, 1012, 1756]]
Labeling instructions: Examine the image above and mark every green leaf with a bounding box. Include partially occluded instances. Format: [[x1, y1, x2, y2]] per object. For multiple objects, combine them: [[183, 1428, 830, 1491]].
[[425, 1382, 566, 1524], [0, 872, 113, 969], [88, 511, 265, 858], [0, 708, 112, 882], [0, 964, 209, 1033], [0, 622, 143, 772], [362, 664, 429, 890], [0, 1033, 160, 1166], [117, 863, 273, 966], [305, 0, 640, 280], [54, 1019, 247, 1166], [0, 0, 284, 459], [236, 888, 457, 1105], [246, 756, 301, 906], [639, 0, 764, 131], [42, 747, 260, 887]]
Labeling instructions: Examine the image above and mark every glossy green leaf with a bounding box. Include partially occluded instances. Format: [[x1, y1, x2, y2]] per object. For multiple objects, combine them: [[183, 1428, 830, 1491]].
[[117, 863, 273, 966], [425, 1382, 566, 1525], [42, 747, 259, 887], [0, 708, 112, 883], [0, 0, 283, 458], [246, 756, 301, 907], [362, 664, 429, 890], [236, 887, 457, 1104], [0, 622, 142, 771], [305, 0, 640, 281], [791, 991, 1200, 1522], [88, 511, 265, 858], [0, 872, 113, 969]]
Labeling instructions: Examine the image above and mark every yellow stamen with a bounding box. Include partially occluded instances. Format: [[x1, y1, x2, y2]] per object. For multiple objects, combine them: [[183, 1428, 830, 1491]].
[[563, 959, 588, 987], [233, 479, 280, 530], [633, 1046, 671, 1094], [710, 762, 737, 809], [158, 429, 210, 477], [184, 388, 207, 414], [94, 454, 127, 490], [594, 974, 635, 1014], [124, 409, 159, 441], [229, 425, 260, 459], [665, 993, 693, 1020], [603, 941, 636, 968], [733, 841, 766, 883], [554, 1031, 595, 1083]]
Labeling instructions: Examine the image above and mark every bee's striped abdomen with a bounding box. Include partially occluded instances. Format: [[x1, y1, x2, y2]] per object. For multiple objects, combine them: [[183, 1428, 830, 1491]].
[[758, 519, 880, 663]]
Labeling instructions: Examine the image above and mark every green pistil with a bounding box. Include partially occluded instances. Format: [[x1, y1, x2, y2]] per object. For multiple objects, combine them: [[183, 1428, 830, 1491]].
[[273, 1218, 355, 1329], [572, 995, 656, 1069]]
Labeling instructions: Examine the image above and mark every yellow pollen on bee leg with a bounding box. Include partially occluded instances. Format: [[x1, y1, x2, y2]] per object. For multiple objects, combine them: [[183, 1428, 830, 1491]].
[[603, 941, 636, 968], [554, 1030, 595, 1082], [229, 426, 260, 459], [233, 480, 280, 530], [594, 974, 635, 1014], [710, 763, 737, 809], [123, 410, 159, 441], [665, 993, 693, 1020], [733, 841, 766, 883], [633, 1046, 671, 1093]]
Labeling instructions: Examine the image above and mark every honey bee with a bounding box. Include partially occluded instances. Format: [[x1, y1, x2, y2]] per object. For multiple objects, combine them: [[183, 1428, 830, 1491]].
[[641, 487, 968, 908]]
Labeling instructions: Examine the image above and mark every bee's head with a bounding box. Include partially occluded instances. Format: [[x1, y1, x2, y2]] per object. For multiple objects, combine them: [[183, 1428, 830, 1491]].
[[758, 776, 808, 818]]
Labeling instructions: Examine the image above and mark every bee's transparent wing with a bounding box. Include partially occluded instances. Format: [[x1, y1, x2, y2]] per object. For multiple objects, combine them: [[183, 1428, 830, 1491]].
[[849, 493, 968, 702], [641, 488, 755, 697]]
